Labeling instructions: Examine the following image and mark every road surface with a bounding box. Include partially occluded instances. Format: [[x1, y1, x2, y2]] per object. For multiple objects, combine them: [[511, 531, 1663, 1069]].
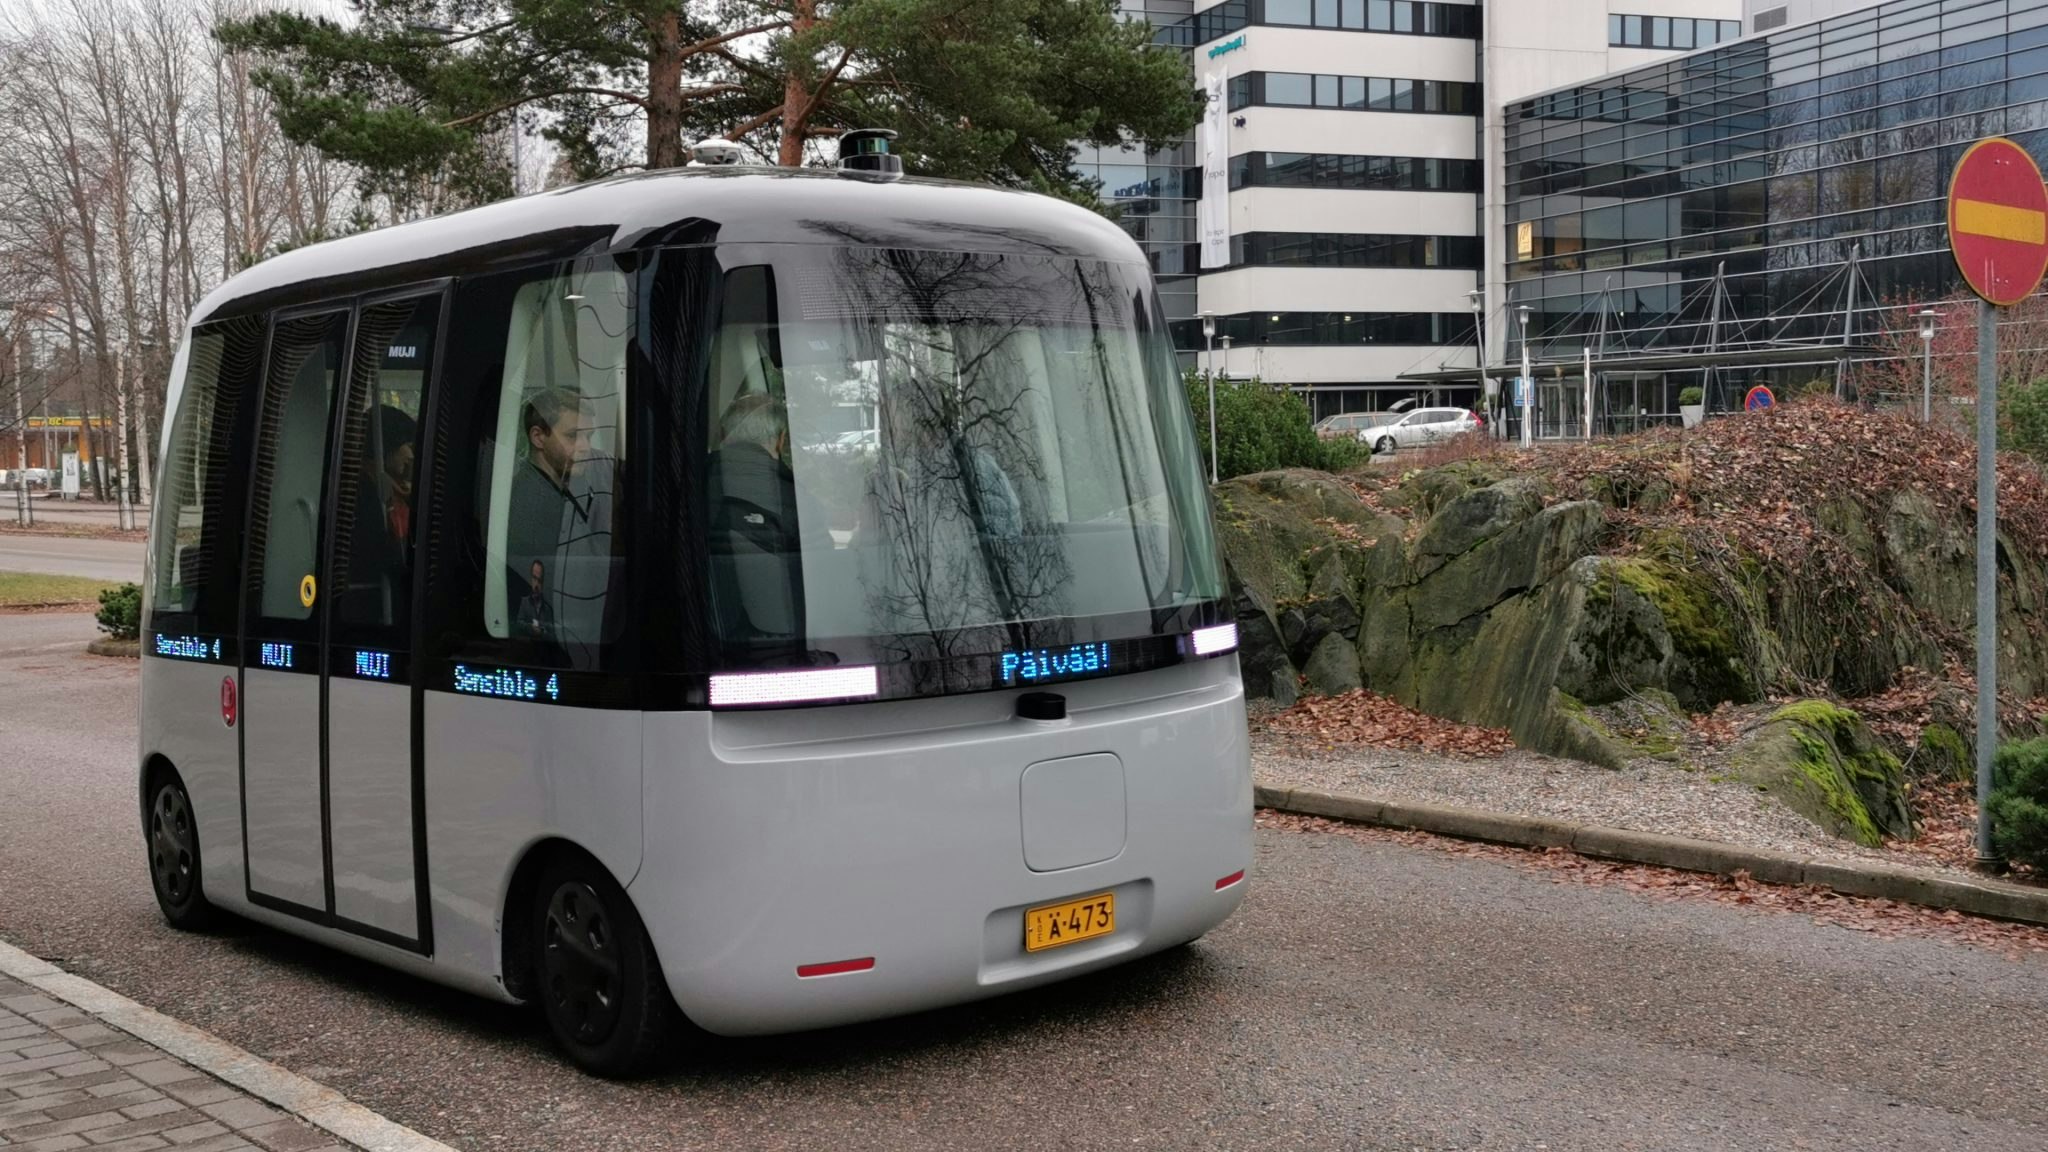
[[0, 532, 145, 582], [0, 612, 2043, 1151]]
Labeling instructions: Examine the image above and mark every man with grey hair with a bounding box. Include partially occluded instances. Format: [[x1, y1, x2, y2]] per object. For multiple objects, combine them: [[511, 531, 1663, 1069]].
[[707, 391, 820, 645]]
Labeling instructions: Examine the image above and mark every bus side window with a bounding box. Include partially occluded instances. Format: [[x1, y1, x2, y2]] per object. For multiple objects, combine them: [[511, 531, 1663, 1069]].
[[149, 316, 264, 636], [247, 313, 347, 633], [331, 295, 438, 639], [423, 258, 632, 675]]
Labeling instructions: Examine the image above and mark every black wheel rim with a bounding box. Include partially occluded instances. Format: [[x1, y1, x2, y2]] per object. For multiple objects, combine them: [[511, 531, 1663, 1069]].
[[149, 784, 196, 907], [542, 881, 621, 1045]]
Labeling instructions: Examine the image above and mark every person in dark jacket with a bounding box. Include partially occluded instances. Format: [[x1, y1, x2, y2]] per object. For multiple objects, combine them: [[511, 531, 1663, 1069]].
[[706, 392, 826, 648], [707, 392, 803, 556]]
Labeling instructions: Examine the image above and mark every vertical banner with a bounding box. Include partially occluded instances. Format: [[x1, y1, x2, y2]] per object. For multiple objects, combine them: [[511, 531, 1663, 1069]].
[[1199, 71, 1230, 270]]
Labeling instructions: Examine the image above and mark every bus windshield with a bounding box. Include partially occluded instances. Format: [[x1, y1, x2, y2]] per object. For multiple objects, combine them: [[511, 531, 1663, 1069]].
[[700, 245, 1223, 681]]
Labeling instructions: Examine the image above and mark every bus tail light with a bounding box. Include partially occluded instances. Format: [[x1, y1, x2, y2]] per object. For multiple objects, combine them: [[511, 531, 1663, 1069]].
[[1215, 870, 1245, 890], [1189, 623, 1238, 656], [797, 957, 876, 978], [709, 666, 879, 707]]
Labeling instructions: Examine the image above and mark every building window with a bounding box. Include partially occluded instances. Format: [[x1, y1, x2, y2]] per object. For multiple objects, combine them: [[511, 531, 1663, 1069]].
[[1169, 311, 1476, 349], [1232, 71, 1477, 115], [1608, 15, 1741, 50], [1224, 231, 1482, 269], [1230, 151, 1479, 192], [1179, 0, 1476, 42]]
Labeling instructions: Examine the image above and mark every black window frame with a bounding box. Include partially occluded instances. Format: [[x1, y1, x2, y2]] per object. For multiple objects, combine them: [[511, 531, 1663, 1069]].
[[415, 252, 645, 707], [146, 313, 267, 647]]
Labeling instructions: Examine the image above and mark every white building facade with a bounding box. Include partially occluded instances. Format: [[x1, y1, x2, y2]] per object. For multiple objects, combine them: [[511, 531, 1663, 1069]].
[[1168, 0, 1745, 417]]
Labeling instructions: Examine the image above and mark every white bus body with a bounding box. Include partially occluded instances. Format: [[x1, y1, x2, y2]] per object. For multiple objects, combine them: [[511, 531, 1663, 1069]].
[[140, 164, 1249, 1074]]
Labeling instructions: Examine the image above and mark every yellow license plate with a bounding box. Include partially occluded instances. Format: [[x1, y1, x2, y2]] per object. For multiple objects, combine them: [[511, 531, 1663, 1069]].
[[1024, 892, 1115, 952]]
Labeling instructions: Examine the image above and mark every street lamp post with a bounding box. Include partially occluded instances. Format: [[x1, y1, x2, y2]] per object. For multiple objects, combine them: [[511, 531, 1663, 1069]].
[[1917, 307, 1939, 424], [1466, 288, 1490, 437], [1516, 304, 1533, 449], [1201, 311, 1218, 483]]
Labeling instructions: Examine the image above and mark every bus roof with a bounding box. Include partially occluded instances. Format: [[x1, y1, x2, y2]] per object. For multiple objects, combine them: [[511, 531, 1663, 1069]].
[[191, 166, 1145, 326]]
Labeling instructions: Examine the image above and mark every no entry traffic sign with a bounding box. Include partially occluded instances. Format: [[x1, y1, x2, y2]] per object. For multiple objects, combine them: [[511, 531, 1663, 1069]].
[[1948, 137, 2048, 306]]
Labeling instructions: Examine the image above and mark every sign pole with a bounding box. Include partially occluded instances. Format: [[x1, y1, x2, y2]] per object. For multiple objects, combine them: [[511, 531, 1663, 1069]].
[[1976, 296, 1999, 866], [1945, 136, 2043, 868]]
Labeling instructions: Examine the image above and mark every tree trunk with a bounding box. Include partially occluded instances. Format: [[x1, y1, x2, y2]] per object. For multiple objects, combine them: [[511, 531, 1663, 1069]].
[[646, 10, 686, 168], [778, 0, 818, 166]]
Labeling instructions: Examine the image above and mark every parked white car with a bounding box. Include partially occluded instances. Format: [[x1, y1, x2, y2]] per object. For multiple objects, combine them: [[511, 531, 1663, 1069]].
[[1313, 411, 1399, 441], [1362, 407, 1480, 454]]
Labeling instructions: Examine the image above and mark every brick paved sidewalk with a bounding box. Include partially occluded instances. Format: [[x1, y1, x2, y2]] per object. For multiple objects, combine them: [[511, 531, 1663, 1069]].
[[0, 975, 352, 1152]]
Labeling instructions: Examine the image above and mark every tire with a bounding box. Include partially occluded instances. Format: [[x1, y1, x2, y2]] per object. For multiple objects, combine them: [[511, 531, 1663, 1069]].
[[1374, 436, 1396, 455], [146, 770, 217, 931], [531, 858, 676, 1077]]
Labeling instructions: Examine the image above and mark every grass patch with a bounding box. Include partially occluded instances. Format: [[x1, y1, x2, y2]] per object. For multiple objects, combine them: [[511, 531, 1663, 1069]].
[[0, 570, 120, 608]]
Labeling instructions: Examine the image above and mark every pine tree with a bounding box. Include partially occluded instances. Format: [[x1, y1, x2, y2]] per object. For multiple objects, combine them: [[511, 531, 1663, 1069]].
[[215, 1, 1199, 209]]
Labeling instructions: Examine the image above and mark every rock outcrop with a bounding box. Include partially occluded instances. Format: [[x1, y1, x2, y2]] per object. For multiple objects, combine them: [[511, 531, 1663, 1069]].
[[1728, 702, 1915, 847], [1216, 450, 2048, 795]]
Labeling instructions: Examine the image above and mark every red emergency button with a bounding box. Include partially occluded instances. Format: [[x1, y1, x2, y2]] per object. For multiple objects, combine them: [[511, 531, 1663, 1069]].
[[220, 676, 237, 728]]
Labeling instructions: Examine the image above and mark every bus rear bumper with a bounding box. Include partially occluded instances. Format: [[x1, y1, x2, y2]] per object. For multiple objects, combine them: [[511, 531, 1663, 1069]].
[[631, 660, 1251, 1037]]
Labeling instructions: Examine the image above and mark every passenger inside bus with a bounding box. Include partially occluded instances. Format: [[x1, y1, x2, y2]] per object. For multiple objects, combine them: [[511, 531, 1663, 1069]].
[[705, 391, 822, 650], [515, 559, 554, 640], [377, 406, 416, 545], [508, 388, 588, 565], [338, 402, 419, 628]]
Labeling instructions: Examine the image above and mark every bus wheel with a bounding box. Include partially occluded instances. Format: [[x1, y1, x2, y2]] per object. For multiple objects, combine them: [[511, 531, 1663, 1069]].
[[146, 771, 216, 930], [532, 859, 674, 1077]]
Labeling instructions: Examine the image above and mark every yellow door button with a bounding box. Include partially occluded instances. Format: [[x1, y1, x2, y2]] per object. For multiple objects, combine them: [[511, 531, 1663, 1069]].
[[299, 574, 317, 608]]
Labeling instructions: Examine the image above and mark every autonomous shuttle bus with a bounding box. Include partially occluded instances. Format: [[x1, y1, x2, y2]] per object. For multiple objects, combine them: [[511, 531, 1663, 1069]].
[[141, 137, 1250, 1075]]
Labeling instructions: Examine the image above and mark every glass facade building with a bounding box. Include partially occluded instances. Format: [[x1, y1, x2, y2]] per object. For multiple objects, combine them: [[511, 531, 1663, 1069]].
[[1085, 0, 1203, 328], [1504, 0, 2048, 418]]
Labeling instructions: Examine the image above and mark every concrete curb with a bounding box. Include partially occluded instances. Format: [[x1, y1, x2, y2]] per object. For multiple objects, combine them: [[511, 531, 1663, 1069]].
[[0, 937, 459, 1152], [1256, 784, 2048, 928], [86, 637, 140, 658]]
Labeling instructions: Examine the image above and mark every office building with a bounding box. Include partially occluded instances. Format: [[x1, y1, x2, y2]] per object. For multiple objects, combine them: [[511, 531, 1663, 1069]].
[[1143, 1, 1742, 417], [1496, 0, 2048, 432]]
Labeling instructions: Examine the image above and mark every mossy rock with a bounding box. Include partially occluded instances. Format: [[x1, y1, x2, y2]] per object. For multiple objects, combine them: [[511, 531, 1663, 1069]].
[[1550, 691, 1641, 770], [1608, 555, 1756, 709], [1558, 556, 1675, 706], [1579, 688, 1690, 762], [1730, 701, 1915, 847], [1302, 632, 1363, 695], [1915, 722, 1972, 783], [1407, 499, 1604, 630], [1392, 459, 1517, 518], [1214, 469, 1402, 628], [1409, 478, 1549, 580]]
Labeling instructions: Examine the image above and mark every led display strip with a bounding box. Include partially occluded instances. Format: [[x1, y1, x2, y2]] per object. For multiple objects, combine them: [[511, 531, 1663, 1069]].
[[999, 642, 1113, 687], [153, 633, 220, 662], [453, 664, 562, 702], [1189, 623, 1239, 657], [709, 666, 880, 708]]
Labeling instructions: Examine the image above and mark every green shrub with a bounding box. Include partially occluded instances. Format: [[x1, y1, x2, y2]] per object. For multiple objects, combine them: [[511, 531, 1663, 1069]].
[[1987, 737, 2048, 870], [1182, 370, 1340, 480], [1678, 386, 1705, 407], [1314, 434, 1375, 472], [96, 583, 141, 641], [2005, 377, 2048, 464]]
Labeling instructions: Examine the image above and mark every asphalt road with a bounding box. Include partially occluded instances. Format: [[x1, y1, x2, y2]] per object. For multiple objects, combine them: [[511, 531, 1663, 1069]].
[[0, 531, 145, 582], [1, 611, 2045, 1151], [0, 496, 142, 529]]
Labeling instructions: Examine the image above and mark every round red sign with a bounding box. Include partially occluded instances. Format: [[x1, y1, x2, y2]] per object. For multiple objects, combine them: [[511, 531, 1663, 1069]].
[[1948, 137, 2048, 307], [220, 676, 237, 728]]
